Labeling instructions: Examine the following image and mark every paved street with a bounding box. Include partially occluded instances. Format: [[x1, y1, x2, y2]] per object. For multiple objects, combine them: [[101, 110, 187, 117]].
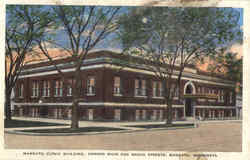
[[4, 118, 242, 152]]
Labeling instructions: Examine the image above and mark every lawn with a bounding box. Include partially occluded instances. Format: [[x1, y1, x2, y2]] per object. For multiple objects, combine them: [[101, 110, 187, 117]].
[[4, 119, 68, 128], [124, 123, 194, 129], [18, 127, 126, 133]]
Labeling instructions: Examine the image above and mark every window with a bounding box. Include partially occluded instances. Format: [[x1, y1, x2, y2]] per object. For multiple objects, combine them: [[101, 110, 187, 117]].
[[87, 76, 95, 95], [199, 87, 204, 94], [171, 84, 179, 98], [32, 81, 39, 97], [197, 87, 200, 94], [18, 83, 24, 98], [201, 87, 205, 94], [43, 80, 50, 97], [152, 81, 163, 97], [208, 89, 211, 94], [218, 90, 224, 102], [217, 90, 220, 101], [206, 88, 209, 94], [114, 76, 122, 95], [55, 80, 63, 97], [66, 78, 74, 96], [135, 79, 146, 96], [221, 90, 224, 102], [174, 86, 179, 98], [230, 92, 233, 103], [208, 88, 211, 94], [213, 89, 216, 94]]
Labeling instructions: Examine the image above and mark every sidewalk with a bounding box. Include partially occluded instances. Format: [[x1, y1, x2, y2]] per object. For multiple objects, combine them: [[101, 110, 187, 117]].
[[4, 116, 241, 136], [5, 116, 179, 131]]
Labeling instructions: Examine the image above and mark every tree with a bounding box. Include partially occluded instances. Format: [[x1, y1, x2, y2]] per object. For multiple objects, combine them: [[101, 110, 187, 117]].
[[117, 7, 241, 125], [208, 51, 242, 83], [35, 6, 121, 129], [5, 6, 52, 120]]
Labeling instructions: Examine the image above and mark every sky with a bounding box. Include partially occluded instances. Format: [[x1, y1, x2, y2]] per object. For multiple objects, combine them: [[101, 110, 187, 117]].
[[236, 8, 243, 26], [6, 6, 244, 59]]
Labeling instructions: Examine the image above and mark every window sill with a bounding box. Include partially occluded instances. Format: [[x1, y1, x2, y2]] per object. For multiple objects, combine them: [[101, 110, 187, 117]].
[[134, 95, 147, 98], [42, 96, 50, 98], [218, 101, 224, 103], [87, 93, 95, 96], [208, 99, 216, 102], [54, 95, 63, 97], [152, 96, 164, 99], [31, 96, 39, 98], [113, 94, 122, 97], [66, 95, 72, 97]]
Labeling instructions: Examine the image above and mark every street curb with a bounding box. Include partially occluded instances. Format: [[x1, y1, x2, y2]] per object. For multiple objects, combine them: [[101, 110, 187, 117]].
[[4, 125, 195, 136]]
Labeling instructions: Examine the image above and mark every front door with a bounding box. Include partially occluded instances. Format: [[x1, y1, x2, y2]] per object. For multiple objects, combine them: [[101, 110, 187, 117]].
[[185, 98, 192, 117]]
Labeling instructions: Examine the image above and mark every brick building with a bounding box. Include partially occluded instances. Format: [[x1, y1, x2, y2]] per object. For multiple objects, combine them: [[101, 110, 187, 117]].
[[13, 50, 237, 121]]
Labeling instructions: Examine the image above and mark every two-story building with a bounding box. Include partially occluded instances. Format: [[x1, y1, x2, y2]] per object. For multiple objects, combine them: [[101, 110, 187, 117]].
[[13, 50, 237, 121]]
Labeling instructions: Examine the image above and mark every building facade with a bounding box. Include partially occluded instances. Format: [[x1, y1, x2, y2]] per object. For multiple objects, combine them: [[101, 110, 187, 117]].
[[13, 50, 237, 121]]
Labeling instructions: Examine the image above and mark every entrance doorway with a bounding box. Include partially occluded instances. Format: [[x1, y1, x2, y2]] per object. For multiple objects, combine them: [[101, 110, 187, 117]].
[[185, 98, 192, 116], [185, 84, 193, 117]]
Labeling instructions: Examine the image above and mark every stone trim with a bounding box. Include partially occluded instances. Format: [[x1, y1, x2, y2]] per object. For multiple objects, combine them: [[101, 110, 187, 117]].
[[13, 102, 184, 108], [195, 105, 236, 109], [19, 63, 235, 87]]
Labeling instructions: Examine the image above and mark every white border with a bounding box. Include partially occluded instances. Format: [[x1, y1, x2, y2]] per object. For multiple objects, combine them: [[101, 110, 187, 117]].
[[1, 1, 249, 160]]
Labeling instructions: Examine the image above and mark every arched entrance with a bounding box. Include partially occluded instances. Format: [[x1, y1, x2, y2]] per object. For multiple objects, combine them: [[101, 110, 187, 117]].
[[184, 81, 196, 117]]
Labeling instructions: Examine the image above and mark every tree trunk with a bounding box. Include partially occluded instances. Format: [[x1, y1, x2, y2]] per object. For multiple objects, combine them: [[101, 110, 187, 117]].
[[166, 100, 173, 126], [71, 100, 79, 129], [70, 67, 82, 129], [5, 91, 12, 121]]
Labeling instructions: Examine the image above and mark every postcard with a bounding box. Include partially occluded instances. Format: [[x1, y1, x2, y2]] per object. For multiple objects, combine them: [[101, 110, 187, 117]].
[[1, 0, 249, 160]]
